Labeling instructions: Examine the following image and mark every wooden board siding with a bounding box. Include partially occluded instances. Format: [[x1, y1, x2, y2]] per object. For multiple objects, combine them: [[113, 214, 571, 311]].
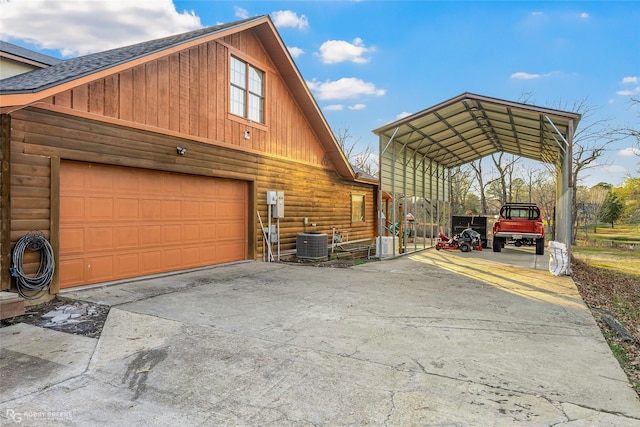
[[253, 156, 377, 258], [9, 108, 377, 276], [6, 130, 52, 290], [48, 30, 328, 170]]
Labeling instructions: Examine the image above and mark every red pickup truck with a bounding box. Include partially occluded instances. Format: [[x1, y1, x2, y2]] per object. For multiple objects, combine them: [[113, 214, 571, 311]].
[[492, 203, 545, 255]]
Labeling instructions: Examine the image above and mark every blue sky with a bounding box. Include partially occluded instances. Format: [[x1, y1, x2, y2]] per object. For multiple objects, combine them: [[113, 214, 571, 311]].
[[1, 0, 638, 186]]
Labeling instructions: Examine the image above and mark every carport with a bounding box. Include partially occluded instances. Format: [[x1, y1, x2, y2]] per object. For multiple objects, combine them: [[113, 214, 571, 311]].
[[373, 92, 581, 273]]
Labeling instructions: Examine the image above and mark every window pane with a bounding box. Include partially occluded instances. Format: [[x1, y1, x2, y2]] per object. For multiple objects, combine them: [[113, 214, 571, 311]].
[[230, 86, 245, 117], [351, 195, 365, 222], [230, 57, 246, 88], [248, 66, 263, 95], [248, 93, 263, 123]]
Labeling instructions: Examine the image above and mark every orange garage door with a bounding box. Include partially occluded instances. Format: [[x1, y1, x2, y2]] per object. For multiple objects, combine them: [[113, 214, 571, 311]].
[[59, 161, 248, 288]]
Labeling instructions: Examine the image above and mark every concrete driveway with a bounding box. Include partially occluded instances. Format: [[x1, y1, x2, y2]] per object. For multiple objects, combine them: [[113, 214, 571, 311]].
[[2, 247, 640, 426]]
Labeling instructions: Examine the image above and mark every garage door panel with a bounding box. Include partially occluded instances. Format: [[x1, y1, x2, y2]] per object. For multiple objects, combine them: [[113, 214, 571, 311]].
[[199, 223, 216, 241], [162, 248, 182, 268], [141, 200, 162, 219], [181, 247, 201, 266], [60, 228, 85, 253], [87, 255, 114, 281], [140, 250, 162, 272], [162, 200, 182, 218], [217, 243, 245, 262], [60, 196, 85, 220], [86, 227, 113, 251], [59, 259, 85, 287], [115, 199, 139, 220], [200, 201, 217, 219], [60, 162, 248, 288], [183, 224, 200, 242], [87, 197, 113, 221], [163, 225, 182, 244], [116, 226, 139, 247], [182, 201, 200, 219], [140, 226, 162, 245], [116, 253, 139, 275], [200, 245, 217, 263]]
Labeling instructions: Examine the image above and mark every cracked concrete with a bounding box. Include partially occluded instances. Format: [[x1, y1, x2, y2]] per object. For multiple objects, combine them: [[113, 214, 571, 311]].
[[2, 248, 640, 425]]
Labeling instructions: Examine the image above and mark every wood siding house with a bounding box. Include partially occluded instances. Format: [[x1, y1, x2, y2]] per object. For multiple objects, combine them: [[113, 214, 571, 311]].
[[0, 16, 378, 293]]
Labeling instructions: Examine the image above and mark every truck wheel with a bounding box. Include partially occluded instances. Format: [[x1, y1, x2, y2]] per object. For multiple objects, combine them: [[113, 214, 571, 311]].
[[459, 242, 470, 252], [536, 238, 545, 255], [514, 239, 523, 247], [492, 237, 503, 252]]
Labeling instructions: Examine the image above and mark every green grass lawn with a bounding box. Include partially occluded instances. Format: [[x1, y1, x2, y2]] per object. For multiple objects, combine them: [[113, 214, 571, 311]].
[[573, 224, 640, 278]]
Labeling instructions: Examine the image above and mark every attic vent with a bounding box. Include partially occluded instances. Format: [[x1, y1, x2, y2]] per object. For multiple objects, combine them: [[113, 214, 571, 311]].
[[296, 232, 328, 260]]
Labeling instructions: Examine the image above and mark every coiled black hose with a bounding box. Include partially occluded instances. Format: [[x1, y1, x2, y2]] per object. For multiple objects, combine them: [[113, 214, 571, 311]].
[[11, 231, 55, 300]]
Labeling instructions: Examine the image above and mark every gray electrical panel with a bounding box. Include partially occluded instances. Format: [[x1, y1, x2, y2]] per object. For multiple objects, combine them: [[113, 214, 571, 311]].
[[273, 191, 285, 218]]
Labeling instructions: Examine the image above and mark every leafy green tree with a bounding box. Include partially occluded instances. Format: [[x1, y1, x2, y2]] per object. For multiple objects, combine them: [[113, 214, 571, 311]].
[[588, 183, 613, 232], [598, 191, 624, 228], [616, 177, 640, 224]]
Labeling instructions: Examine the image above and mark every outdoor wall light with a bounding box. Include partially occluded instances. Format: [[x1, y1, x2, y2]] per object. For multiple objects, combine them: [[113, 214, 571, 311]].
[[176, 147, 187, 155]]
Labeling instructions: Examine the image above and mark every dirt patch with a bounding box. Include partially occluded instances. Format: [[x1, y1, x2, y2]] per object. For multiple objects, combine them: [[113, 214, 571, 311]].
[[0, 297, 109, 339], [571, 256, 640, 397], [281, 256, 379, 268]]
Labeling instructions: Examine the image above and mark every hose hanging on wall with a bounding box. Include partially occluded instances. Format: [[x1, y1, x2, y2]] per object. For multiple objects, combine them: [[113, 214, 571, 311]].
[[10, 231, 55, 300]]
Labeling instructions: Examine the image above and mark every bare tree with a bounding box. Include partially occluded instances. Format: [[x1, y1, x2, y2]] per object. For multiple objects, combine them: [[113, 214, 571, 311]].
[[450, 166, 473, 214], [334, 126, 378, 177], [563, 98, 619, 242], [530, 170, 557, 237], [469, 160, 489, 215], [491, 153, 520, 205], [611, 96, 640, 152]]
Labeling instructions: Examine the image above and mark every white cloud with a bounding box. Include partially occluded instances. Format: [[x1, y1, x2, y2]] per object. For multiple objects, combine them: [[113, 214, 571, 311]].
[[287, 46, 304, 58], [511, 71, 541, 80], [396, 112, 412, 120], [620, 147, 640, 156], [580, 12, 589, 19], [307, 77, 385, 100], [0, 0, 202, 57], [348, 104, 366, 110], [318, 38, 372, 64], [622, 76, 639, 84], [234, 6, 249, 19], [271, 10, 309, 30], [324, 104, 344, 111], [616, 87, 640, 96]]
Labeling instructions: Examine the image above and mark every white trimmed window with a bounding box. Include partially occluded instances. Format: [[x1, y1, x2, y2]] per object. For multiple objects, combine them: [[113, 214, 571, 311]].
[[230, 56, 264, 123]]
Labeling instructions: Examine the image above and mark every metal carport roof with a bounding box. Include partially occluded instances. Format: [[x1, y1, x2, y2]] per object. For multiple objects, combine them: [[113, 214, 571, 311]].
[[372, 92, 582, 274], [373, 92, 581, 170]]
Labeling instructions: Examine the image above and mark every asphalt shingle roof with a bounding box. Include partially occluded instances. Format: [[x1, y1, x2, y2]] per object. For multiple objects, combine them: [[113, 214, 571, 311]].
[[0, 41, 63, 67], [0, 16, 263, 95]]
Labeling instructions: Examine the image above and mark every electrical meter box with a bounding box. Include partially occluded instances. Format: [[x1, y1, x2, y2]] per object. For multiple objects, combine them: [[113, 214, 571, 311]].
[[273, 191, 285, 218], [266, 191, 277, 205], [266, 190, 285, 218]]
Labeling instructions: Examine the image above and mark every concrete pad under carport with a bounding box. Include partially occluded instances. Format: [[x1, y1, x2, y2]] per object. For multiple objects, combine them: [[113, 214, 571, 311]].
[[1, 251, 639, 426]]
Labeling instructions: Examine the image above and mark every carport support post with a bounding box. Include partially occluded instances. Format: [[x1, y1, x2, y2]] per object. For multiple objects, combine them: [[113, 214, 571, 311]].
[[556, 119, 574, 275]]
